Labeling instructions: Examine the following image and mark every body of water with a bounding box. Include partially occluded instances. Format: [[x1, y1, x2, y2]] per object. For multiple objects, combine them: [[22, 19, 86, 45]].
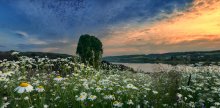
[[113, 63, 172, 73]]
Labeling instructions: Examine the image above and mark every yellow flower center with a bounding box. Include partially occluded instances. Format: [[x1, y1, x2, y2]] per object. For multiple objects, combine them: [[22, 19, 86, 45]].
[[113, 101, 118, 104], [19, 82, 29, 87], [57, 76, 62, 78], [38, 86, 43, 88]]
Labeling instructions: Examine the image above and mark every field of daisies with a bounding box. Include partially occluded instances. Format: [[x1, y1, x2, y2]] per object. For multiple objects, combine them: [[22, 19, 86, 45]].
[[1, 53, 220, 108]]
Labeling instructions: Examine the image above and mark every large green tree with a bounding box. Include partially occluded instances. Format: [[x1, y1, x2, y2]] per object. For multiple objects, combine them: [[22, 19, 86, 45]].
[[76, 34, 103, 69]]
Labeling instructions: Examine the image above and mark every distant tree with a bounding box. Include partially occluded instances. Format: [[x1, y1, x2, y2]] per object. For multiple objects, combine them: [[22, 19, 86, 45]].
[[76, 34, 103, 69]]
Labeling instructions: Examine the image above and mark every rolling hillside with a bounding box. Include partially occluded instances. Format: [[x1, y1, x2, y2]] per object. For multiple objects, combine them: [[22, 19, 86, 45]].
[[103, 50, 220, 65]]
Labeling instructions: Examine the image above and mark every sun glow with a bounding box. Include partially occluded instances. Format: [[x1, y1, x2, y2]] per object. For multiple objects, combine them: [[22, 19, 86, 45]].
[[103, 0, 220, 55]]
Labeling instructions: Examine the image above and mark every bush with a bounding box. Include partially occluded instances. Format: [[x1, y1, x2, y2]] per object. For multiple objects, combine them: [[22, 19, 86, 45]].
[[76, 34, 103, 69]]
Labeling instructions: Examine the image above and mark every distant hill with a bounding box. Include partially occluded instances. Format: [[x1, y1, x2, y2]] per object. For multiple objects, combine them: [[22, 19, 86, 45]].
[[2, 50, 220, 65], [0, 50, 134, 72], [103, 50, 220, 65], [0, 50, 73, 60]]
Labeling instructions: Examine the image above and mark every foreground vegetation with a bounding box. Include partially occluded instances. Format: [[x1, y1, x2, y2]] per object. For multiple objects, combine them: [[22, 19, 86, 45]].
[[1, 53, 220, 108]]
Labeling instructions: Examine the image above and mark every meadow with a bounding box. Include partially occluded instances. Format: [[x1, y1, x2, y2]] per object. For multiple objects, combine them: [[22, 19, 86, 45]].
[[1, 52, 220, 108]]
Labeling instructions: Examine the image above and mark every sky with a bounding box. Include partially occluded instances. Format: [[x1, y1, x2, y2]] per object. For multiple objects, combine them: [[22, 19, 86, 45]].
[[0, 0, 220, 56]]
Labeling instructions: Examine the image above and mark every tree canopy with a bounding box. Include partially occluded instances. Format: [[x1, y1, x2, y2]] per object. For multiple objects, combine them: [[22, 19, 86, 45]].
[[76, 34, 103, 68]]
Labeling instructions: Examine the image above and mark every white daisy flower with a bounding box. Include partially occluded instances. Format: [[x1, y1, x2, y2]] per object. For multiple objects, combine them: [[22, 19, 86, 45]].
[[103, 95, 115, 100], [152, 90, 158, 94], [3, 97, 7, 101], [95, 87, 102, 92], [11, 52, 19, 55], [43, 104, 49, 108], [36, 86, 45, 92], [14, 82, 33, 93], [126, 84, 138, 90], [88, 95, 97, 101], [54, 76, 64, 82], [24, 96, 29, 100], [1, 102, 10, 108], [76, 92, 87, 101], [113, 101, 123, 107], [127, 99, 134, 105]]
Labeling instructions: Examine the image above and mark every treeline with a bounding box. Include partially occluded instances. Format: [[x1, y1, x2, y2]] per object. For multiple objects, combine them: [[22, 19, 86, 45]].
[[0, 50, 72, 60], [103, 50, 220, 65]]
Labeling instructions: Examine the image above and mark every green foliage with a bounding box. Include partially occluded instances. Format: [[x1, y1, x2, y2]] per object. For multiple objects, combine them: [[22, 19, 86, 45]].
[[76, 34, 103, 68]]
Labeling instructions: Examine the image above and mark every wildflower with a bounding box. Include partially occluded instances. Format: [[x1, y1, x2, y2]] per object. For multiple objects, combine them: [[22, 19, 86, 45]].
[[11, 52, 19, 55], [163, 104, 168, 107], [14, 82, 33, 93], [152, 90, 158, 94], [1, 102, 10, 108], [145, 88, 151, 91], [24, 96, 29, 100], [95, 87, 102, 92], [143, 100, 149, 105], [88, 95, 97, 101], [113, 101, 123, 107], [2, 97, 7, 101], [61, 86, 66, 90], [214, 102, 220, 106], [44, 104, 49, 108], [176, 93, 182, 101], [36, 86, 45, 92], [104, 95, 115, 100], [116, 90, 122, 94], [188, 95, 193, 98], [76, 92, 87, 101], [54, 76, 63, 82], [189, 102, 195, 108], [3, 85, 7, 89], [127, 99, 134, 105], [0, 77, 8, 82], [73, 73, 79, 77], [83, 81, 89, 89], [126, 84, 138, 90], [55, 96, 60, 100], [207, 98, 214, 102]]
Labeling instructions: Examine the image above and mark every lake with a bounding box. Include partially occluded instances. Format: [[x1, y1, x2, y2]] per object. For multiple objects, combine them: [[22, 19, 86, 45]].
[[113, 63, 173, 73]]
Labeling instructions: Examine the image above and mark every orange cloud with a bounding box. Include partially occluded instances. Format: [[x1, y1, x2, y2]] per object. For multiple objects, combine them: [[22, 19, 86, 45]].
[[148, 0, 220, 43], [102, 0, 220, 56]]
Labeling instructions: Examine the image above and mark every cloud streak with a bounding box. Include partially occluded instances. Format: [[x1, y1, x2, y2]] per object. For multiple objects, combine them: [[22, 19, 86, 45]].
[[102, 0, 220, 56], [0, 45, 6, 48], [15, 31, 29, 38]]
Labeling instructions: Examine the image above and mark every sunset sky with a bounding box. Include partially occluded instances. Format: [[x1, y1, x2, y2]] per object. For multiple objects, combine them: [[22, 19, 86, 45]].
[[0, 0, 220, 56]]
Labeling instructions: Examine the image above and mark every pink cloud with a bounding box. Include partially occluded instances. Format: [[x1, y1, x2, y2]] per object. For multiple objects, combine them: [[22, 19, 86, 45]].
[[102, 0, 220, 55]]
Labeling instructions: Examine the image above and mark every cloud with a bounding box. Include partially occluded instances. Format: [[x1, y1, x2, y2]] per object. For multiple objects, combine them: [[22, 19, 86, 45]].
[[16, 38, 75, 54], [27, 38, 47, 45], [14, 30, 47, 45], [15, 31, 29, 38], [0, 45, 6, 48], [5, 0, 193, 39], [41, 47, 60, 52], [102, 0, 220, 55], [4, 0, 217, 55]]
